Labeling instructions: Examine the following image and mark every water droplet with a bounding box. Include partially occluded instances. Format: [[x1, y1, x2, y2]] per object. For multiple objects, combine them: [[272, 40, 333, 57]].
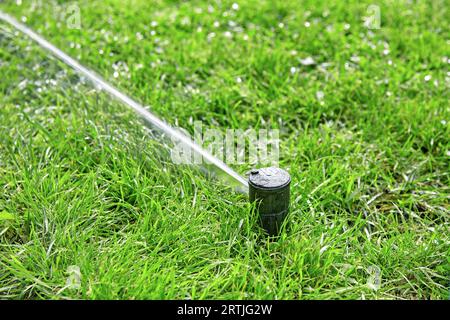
[[299, 56, 316, 66], [304, 21, 311, 28], [316, 91, 325, 100], [181, 17, 190, 26], [18, 79, 28, 90], [424, 75, 432, 82], [232, 3, 239, 10], [350, 55, 360, 63]]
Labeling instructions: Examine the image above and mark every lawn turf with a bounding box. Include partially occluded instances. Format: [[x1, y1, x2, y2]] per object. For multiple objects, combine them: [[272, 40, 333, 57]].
[[0, 0, 448, 299]]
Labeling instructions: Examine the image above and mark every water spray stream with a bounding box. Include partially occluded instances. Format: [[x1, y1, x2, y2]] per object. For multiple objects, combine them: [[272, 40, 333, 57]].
[[0, 11, 248, 194]]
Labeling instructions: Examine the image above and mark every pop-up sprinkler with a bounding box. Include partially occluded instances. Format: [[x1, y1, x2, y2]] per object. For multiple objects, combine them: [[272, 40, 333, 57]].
[[249, 167, 291, 236]]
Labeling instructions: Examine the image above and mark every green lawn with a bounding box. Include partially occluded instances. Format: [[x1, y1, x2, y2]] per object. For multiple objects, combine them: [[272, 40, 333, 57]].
[[0, 0, 448, 299]]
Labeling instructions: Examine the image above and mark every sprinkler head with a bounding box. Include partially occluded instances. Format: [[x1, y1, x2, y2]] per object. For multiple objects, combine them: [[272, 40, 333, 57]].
[[248, 167, 291, 236]]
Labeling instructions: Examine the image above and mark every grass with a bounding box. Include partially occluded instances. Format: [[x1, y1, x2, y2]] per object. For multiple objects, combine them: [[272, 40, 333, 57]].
[[0, 0, 449, 299]]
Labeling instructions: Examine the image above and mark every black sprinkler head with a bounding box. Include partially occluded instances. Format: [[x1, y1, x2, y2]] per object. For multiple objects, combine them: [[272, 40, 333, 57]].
[[248, 167, 291, 236]]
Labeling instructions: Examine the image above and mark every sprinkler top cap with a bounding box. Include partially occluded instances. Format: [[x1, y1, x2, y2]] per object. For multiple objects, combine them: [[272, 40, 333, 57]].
[[248, 167, 291, 190]]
